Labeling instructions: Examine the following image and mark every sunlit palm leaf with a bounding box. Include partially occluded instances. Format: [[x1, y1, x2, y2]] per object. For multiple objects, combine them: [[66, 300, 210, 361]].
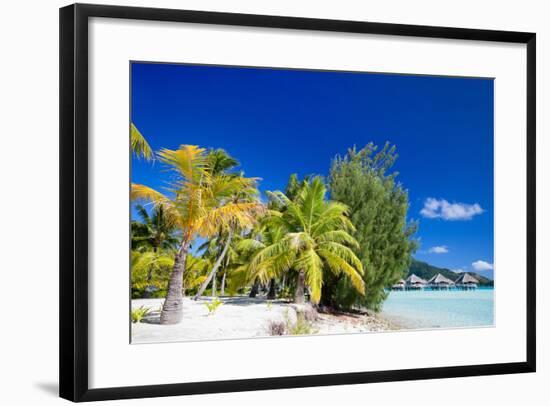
[[318, 248, 365, 295], [316, 230, 359, 249], [319, 241, 363, 274], [157, 145, 209, 186], [237, 238, 266, 253], [297, 177, 326, 229], [198, 202, 264, 236], [131, 183, 183, 228], [311, 202, 354, 236], [131, 123, 153, 161], [295, 248, 324, 303]]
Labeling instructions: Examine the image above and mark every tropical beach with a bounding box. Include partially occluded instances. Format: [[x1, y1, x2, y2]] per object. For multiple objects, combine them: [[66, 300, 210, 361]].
[[131, 270, 493, 342], [132, 296, 399, 343], [130, 62, 494, 343]]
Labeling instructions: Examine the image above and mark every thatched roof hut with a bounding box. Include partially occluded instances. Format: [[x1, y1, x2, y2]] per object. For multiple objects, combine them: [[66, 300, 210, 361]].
[[391, 279, 406, 290], [405, 274, 427, 289], [428, 273, 455, 285], [455, 273, 479, 284], [455, 273, 479, 289]]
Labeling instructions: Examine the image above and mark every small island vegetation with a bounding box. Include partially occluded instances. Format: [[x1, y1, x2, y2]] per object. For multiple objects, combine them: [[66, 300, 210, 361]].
[[130, 124, 424, 336]]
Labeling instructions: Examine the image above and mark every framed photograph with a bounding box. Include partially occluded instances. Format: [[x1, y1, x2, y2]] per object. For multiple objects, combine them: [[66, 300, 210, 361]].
[[59, 3, 536, 402]]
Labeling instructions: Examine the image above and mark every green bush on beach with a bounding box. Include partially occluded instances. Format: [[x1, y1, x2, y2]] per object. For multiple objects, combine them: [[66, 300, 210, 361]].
[[205, 298, 223, 315], [131, 306, 151, 323]]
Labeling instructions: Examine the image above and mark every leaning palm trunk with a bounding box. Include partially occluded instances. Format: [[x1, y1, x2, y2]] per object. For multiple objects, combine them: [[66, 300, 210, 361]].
[[220, 254, 230, 296], [160, 240, 190, 324], [220, 270, 227, 296], [295, 271, 306, 304], [194, 230, 234, 300]]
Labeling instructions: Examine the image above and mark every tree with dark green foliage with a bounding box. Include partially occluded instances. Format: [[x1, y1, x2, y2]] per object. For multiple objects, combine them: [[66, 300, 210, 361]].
[[327, 142, 418, 311]]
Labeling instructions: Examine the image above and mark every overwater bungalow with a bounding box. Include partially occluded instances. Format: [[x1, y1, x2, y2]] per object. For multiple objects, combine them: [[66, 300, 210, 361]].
[[391, 279, 406, 291], [427, 273, 455, 290], [455, 273, 479, 290], [405, 274, 427, 290]]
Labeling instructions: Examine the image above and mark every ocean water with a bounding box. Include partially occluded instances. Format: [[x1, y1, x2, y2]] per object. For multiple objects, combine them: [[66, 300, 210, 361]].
[[381, 288, 494, 329]]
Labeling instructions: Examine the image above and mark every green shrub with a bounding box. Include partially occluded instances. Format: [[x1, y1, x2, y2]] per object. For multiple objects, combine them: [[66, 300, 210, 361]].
[[281, 309, 318, 336], [131, 306, 151, 323], [131, 286, 167, 299], [287, 313, 318, 335], [205, 298, 223, 315]]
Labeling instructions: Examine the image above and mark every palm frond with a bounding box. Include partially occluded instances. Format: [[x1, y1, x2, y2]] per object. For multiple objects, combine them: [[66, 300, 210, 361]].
[[295, 248, 324, 304], [131, 184, 183, 228], [248, 239, 291, 273], [237, 238, 266, 253], [319, 241, 364, 274], [311, 202, 355, 236], [317, 248, 365, 295], [198, 202, 264, 237], [131, 123, 154, 161], [135, 204, 151, 225], [316, 230, 359, 249], [157, 145, 209, 185], [208, 148, 240, 174], [297, 177, 326, 230]]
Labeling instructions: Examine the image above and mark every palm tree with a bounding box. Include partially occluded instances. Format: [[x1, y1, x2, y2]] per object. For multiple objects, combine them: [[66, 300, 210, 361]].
[[183, 255, 211, 293], [131, 204, 179, 252], [247, 177, 365, 304], [131, 145, 263, 324], [194, 232, 241, 297], [131, 250, 211, 297], [208, 148, 239, 174], [131, 249, 175, 296], [131, 123, 153, 161], [237, 221, 286, 299], [193, 174, 262, 300]]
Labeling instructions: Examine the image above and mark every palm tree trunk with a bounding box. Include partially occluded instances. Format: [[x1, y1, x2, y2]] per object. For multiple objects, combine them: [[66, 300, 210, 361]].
[[160, 240, 190, 324], [249, 279, 259, 298], [267, 279, 276, 300], [194, 229, 234, 300], [143, 246, 157, 298], [142, 268, 154, 299], [295, 271, 306, 304], [212, 274, 217, 297], [220, 270, 227, 296]]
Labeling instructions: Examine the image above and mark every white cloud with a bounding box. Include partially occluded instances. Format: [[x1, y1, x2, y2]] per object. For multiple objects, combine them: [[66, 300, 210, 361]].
[[428, 245, 449, 254], [472, 260, 494, 271], [451, 268, 466, 274], [420, 198, 484, 221]]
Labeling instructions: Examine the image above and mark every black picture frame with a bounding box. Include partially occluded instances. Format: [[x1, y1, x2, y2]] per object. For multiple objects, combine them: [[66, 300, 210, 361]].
[[59, 3, 536, 402]]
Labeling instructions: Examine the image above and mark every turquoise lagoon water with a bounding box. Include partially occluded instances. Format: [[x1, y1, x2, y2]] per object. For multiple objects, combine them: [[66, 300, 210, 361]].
[[381, 288, 494, 329]]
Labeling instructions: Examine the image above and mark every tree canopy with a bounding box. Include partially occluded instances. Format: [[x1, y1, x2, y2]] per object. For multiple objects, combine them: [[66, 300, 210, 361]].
[[327, 143, 418, 311]]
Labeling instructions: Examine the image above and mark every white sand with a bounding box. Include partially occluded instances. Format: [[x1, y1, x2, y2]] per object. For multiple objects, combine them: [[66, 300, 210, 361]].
[[131, 296, 397, 344]]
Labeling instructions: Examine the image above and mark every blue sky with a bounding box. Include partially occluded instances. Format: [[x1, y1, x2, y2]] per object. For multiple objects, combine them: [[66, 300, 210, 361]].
[[131, 62, 494, 279]]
